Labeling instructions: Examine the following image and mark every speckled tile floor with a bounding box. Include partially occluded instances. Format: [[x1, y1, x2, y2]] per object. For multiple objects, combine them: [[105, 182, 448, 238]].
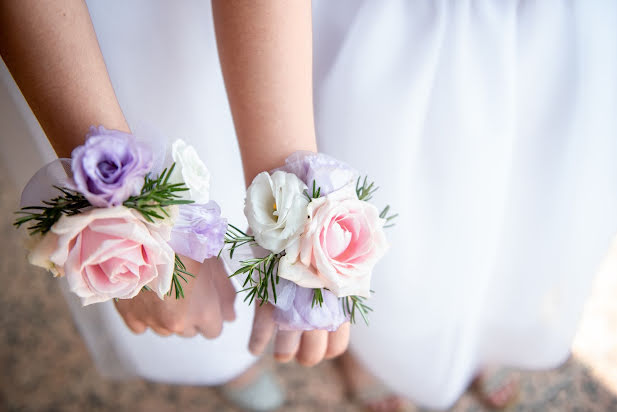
[[2, 167, 617, 412]]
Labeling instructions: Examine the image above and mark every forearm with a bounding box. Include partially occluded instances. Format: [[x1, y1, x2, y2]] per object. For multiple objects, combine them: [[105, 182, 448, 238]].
[[0, 0, 128, 158], [212, 0, 317, 184]]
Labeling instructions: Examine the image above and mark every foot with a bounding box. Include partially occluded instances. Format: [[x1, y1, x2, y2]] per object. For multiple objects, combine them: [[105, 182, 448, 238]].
[[471, 367, 520, 410], [220, 362, 285, 412], [337, 352, 410, 412]]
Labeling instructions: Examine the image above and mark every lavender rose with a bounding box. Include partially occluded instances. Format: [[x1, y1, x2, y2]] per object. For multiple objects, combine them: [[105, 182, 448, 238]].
[[273, 279, 348, 331], [71, 126, 153, 207], [168, 202, 228, 262]]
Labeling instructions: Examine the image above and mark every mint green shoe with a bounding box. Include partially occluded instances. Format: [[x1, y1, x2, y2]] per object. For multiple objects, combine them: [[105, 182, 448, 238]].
[[219, 370, 285, 412]]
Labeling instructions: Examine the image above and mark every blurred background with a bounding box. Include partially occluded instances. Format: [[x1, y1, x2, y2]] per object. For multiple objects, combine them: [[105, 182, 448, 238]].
[[2, 162, 617, 412]]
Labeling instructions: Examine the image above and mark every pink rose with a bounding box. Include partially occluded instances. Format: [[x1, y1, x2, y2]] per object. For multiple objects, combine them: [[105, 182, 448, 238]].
[[28, 206, 175, 305], [278, 184, 388, 297]]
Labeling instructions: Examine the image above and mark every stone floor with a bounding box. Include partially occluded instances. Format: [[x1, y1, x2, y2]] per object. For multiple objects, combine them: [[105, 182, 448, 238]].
[[2, 169, 617, 412]]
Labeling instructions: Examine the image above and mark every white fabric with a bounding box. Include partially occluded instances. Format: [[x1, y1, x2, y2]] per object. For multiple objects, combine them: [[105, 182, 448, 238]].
[[1, 0, 617, 407], [312, 0, 617, 408]]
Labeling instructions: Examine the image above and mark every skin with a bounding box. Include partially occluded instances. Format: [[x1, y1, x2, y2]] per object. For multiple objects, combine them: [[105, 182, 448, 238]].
[[212, 0, 350, 366], [0, 0, 233, 338], [0, 0, 128, 157], [0, 0, 348, 366], [114, 258, 236, 338]]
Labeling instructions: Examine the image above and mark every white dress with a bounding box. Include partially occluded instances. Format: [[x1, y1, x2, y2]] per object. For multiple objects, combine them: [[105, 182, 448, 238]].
[[1, 0, 616, 408]]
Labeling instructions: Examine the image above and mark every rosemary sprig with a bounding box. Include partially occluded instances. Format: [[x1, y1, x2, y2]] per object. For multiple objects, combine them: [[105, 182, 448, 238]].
[[141, 255, 194, 299], [341, 295, 373, 326], [303, 180, 322, 201], [13, 163, 193, 234], [167, 254, 195, 299], [224, 224, 255, 259], [231, 252, 282, 305], [379, 205, 398, 228], [312, 288, 324, 308], [356, 176, 378, 201], [14, 186, 90, 235], [123, 163, 193, 222]]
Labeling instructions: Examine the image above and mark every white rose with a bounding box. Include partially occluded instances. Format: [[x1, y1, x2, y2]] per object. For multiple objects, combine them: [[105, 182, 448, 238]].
[[244, 171, 309, 253], [27, 233, 62, 277], [170, 139, 210, 203]]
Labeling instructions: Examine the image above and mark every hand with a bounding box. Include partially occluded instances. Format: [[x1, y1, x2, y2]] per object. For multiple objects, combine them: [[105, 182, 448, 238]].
[[248, 303, 350, 366], [114, 257, 237, 338]]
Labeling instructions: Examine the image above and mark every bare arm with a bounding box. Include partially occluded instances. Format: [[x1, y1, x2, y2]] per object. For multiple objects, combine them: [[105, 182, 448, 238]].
[[0, 0, 234, 339], [0, 0, 128, 157], [212, 0, 349, 365], [212, 0, 317, 184]]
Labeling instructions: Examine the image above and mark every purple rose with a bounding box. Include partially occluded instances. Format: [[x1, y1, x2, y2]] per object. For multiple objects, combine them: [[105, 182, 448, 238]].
[[71, 126, 153, 207], [273, 279, 349, 331], [277, 151, 359, 196], [169, 202, 228, 262]]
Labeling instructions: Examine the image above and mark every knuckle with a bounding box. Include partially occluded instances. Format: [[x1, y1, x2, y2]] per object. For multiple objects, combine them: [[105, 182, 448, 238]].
[[154, 328, 172, 337], [181, 328, 198, 338], [128, 323, 146, 335], [202, 321, 223, 339], [166, 320, 185, 334], [296, 351, 322, 367]]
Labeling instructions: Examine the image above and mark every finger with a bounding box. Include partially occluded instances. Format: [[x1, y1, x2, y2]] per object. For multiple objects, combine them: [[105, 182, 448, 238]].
[[248, 303, 276, 355], [324, 322, 351, 359], [208, 259, 237, 322], [273, 330, 302, 362], [114, 300, 147, 334], [151, 326, 173, 337], [296, 329, 328, 367], [125, 318, 147, 334], [192, 268, 224, 339], [158, 307, 187, 335], [180, 327, 198, 338]]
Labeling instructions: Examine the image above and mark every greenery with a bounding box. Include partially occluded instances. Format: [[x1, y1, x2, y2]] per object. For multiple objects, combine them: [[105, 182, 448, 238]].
[[14, 163, 193, 234], [14, 186, 91, 235], [341, 294, 373, 325], [312, 288, 324, 308], [303, 180, 322, 201], [231, 252, 282, 306], [223, 224, 256, 259], [167, 254, 195, 299], [122, 163, 193, 222], [379, 205, 398, 228], [356, 176, 379, 201]]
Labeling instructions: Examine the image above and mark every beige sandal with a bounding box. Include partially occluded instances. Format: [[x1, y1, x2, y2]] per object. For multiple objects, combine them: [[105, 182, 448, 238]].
[[471, 367, 520, 410], [352, 382, 411, 412], [336, 352, 412, 412]]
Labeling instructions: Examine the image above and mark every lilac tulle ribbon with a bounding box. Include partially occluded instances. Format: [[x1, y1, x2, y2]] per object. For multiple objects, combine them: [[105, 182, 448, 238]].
[[20, 159, 74, 208], [273, 279, 349, 332], [169, 202, 228, 263], [275, 151, 359, 196]]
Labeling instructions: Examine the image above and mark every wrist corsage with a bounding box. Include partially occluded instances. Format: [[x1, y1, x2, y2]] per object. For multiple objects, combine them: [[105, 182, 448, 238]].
[[14, 126, 227, 305], [225, 151, 396, 330]]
